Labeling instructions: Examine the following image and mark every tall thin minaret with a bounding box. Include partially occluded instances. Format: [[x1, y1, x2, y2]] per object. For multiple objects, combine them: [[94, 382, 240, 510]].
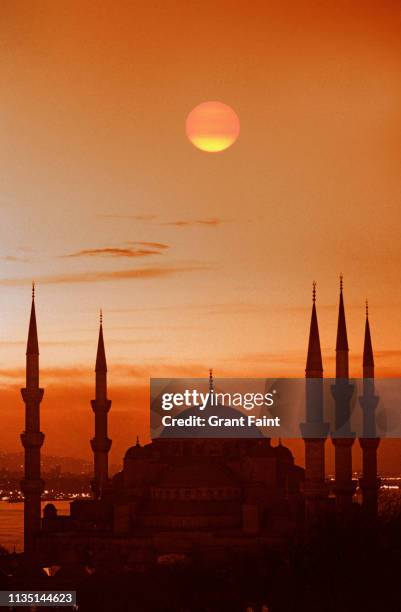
[[90, 310, 112, 499], [335, 276, 349, 378], [331, 276, 356, 515], [20, 283, 45, 554], [301, 282, 329, 521], [359, 301, 380, 516], [209, 368, 214, 393]]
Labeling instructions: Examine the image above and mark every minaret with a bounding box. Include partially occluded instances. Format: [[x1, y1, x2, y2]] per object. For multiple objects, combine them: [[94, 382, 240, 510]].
[[20, 283, 45, 554], [359, 301, 380, 517], [331, 276, 356, 515], [90, 310, 112, 499], [301, 282, 329, 522], [335, 276, 349, 378], [209, 368, 214, 393]]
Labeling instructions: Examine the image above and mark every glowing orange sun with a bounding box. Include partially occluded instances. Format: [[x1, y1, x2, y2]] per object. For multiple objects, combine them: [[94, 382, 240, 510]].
[[185, 101, 240, 153]]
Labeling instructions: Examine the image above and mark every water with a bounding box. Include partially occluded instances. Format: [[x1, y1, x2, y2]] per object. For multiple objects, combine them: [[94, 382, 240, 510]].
[[0, 501, 71, 553]]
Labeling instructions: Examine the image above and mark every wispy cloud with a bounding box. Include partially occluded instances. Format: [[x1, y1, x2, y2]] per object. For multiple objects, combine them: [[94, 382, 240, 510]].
[[132, 241, 169, 250], [0, 366, 89, 382], [0, 255, 30, 263], [63, 242, 169, 259], [162, 217, 223, 227], [0, 265, 208, 287], [108, 302, 305, 316], [0, 361, 230, 386], [97, 213, 223, 228], [97, 214, 157, 221]]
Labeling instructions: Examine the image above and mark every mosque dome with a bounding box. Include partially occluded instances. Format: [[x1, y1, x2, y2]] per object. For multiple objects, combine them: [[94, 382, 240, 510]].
[[43, 503, 57, 519], [124, 437, 150, 461], [275, 440, 293, 463]]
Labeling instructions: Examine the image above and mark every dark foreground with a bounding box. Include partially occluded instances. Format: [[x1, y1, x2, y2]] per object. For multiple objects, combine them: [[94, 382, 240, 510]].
[[0, 508, 400, 612]]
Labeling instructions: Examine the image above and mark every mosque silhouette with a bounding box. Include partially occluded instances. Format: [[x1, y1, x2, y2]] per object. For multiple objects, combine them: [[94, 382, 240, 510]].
[[19, 279, 379, 573]]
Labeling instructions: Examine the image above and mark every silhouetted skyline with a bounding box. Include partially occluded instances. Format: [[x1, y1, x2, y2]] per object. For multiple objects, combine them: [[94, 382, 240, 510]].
[[1, 1, 401, 470]]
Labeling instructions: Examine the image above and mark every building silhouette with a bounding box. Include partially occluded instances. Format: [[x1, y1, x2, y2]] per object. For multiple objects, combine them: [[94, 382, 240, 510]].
[[20, 284, 45, 555], [300, 282, 329, 522], [359, 301, 380, 516], [19, 279, 380, 568], [90, 310, 112, 500]]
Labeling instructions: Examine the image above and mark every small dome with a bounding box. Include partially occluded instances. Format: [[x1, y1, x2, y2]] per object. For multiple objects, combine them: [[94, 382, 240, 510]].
[[124, 436, 148, 460], [275, 441, 293, 463], [43, 503, 57, 519], [111, 471, 123, 486]]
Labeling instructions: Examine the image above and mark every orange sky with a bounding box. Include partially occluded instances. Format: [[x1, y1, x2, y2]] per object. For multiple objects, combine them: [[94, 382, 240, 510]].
[[1, 1, 401, 471]]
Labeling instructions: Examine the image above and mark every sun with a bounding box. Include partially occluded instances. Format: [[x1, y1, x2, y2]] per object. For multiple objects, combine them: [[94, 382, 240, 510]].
[[185, 101, 240, 153]]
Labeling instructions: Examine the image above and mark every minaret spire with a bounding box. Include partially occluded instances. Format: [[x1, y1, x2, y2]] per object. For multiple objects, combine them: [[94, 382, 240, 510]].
[[363, 300, 374, 377], [332, 275, 356, 516], [91, 310, 112, 499], [21, 284, 45, 553], [209, 368, 214, 393], [301, 281, 329, 522], [95, 309, 107, 373], [26, 282, 39, 359], [336, 275, 349, 376], [359, 301, 380, 517], [305, 281, 323, 376]]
